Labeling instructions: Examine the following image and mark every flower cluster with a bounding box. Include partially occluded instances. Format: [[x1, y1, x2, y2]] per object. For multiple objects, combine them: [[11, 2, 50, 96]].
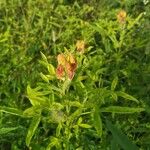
[[117, 10, 127, 24], [56, 53, 77, 80]]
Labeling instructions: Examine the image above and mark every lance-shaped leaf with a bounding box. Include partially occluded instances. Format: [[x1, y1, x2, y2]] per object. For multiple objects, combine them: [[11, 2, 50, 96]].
[[116, 91, 139, 103], [27, 85, 49, 106], [93, 106, 102, 137], [0, 127, 18, 135], [100, 106, 144, 114], [0, 106, 23, 116], [26, 115, 41, 147], [111, 76, 118, 91]]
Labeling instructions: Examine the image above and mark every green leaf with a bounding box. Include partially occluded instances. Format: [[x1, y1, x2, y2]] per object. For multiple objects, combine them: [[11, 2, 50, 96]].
[[111, 92, 118, 101], [46, 137, 61, 150], [67, 101, 83, 108], [68, 109, 82, 124], [106, 120, 139, 150], [79, 124, 92, 129], [0, 106, 23, 116], [40, 72, 49, 83], [27, 85, 49, 106], [117, 91, 139, 103], [26, 115, 41, 147], [56, 123, 62, 137], [93, 106, 102, 137], [62, 79, 71, 95], [48, 64, 55, 75], [0, 127, 18, 135], [111, 76, 118, 91], [100, 106, 144, 114], [111, 139, 118, 150], [23, 107, 41, 118], [40, 51, 48, 63], [127, 13, 143, 30]]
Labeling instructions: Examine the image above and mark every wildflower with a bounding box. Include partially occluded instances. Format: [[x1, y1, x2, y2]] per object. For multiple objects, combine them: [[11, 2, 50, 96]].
[[66, 62, 77, 80], [56, 64, 65, 80], [57, 54, 66, 66], [56, 53, 77, 80], [117, 10, 127, 24], [76, 40, 85, 53], [66, 53, 77, 79]]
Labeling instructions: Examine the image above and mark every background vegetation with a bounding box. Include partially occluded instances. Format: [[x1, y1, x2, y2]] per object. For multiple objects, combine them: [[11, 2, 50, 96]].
[[0, 0, 150, 149]]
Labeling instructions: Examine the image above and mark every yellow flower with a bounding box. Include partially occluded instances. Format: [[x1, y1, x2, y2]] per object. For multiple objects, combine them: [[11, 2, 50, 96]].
[[57, 54, 66, 66], [56, 53, 77, 80], [117, 10, 127, 24], [76, 40, 85, 53]]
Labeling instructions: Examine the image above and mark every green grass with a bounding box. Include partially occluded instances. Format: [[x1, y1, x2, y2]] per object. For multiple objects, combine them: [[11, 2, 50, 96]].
[[0, 0, 150, 149]]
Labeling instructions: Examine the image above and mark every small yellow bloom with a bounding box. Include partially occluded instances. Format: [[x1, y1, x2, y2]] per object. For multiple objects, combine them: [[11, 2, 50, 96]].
[[117, 10, 127, 24], [57, 54, 66, 66], [76, 40, 85, 53]]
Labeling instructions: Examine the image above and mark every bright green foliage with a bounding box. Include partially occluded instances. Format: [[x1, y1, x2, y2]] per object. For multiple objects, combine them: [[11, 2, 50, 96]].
[[0, 0, 150, 149]]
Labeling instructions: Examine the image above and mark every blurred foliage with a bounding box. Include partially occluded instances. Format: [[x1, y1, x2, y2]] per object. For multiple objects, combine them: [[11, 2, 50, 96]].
[[0, 0, 150, 149]]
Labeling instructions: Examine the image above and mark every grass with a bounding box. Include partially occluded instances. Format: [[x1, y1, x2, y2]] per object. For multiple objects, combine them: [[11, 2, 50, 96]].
[[0, 0, 150, 149]]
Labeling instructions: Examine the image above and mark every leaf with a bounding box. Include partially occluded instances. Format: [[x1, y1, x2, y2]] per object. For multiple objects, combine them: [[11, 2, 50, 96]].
[[23, 107, 41, 118], [68, 109, 82, 124], [117, 91, 139, 103], [79, 124, 92, 128], [111, 76, 118, 91], [56, 123, 62, 137], [67, 101, 83, 108], [40, 72, 49, 83], [48, 64, 55, 75], [106, 120, 139, 150], [93, 106, 102, 137], [27, 85, 49, 106], [100, 106, 144, 114], [40, 51, 48, 63], [46, 137, 60, 150], [0, 106, 23, 116], [0, 127, 18, 135], [111, 139, 118, 150], [62, 79, 71, 95], [127, 13, 143, 30], [111, 92, 118, 101], [26, 115, 41, 147]]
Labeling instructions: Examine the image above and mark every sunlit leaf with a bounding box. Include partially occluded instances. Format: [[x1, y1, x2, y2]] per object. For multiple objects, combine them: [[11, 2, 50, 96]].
[[40, 72, 49, 83], [40, 51, 48, 63], [79, 124, 92, 128], [23, 107, 41, 118], [117, 91, 139, 103], [46, 137, 61, 150]]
